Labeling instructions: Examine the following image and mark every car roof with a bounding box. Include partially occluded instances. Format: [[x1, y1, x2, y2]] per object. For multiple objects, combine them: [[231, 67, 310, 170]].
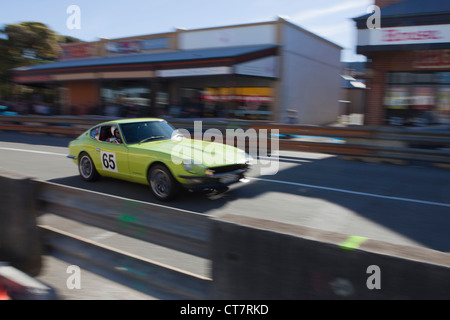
[[97, 118, 165, 127]]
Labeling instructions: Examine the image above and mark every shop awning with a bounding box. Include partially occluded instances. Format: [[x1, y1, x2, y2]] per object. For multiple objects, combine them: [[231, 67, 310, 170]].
[[12, 44, 279, 84]]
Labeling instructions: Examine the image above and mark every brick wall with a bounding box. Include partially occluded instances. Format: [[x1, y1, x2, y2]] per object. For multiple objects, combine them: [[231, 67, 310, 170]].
[[365, 50, 416, 125], [65, 81, 100, 115], [364, 0, 405, 125]]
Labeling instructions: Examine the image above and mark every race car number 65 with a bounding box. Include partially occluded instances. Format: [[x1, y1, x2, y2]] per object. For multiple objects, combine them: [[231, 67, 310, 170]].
[[101, 151, 118, 172]]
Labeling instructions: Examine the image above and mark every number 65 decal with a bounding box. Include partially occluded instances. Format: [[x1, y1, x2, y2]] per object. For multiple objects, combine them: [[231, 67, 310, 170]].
[[101, 151, 118, 172]]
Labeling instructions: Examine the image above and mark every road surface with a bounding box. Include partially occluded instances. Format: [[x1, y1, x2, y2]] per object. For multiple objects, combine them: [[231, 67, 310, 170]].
[[1, 131, 449, 299]]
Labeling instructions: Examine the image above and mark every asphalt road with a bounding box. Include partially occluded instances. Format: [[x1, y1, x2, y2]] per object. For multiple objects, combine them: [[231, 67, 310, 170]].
[[1, 131, 449, 298]]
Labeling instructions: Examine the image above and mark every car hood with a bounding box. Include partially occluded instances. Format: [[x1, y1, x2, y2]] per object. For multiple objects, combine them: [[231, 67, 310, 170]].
[[135, 137, 248, 167]]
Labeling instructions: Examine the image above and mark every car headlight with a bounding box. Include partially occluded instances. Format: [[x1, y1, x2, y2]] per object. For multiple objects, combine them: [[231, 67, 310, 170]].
[[182, 159, 207, 175]]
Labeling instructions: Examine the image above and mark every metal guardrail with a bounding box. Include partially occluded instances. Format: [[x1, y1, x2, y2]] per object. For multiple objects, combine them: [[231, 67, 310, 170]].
[[3, 172, 450, 300], [37, 181, 211, 259], [39, 225, 210, 300], [252, 124, 450, 166], [1, 115, 450, 166], [37, 181, 212, 299]]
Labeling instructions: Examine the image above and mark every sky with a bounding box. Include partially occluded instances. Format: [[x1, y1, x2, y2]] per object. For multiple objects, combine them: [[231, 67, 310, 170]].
[[0, 0, 374, 62]]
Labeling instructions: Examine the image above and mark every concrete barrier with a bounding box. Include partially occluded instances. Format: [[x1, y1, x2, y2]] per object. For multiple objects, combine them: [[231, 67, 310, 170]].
[[41, 225, 210, 300], [0, 169, 41, 276], [1, 170, 450, 299], [211, 214, 450, 300]]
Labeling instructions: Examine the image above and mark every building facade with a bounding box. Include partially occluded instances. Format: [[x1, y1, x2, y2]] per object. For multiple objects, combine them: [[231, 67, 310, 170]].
[[13, 18, 342, 124], [355, 0, 450, 126]]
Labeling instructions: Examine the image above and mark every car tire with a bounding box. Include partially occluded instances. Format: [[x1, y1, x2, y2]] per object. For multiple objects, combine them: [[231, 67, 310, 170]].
[[148, 164, 179, 201], [78, 152, 100, 182]]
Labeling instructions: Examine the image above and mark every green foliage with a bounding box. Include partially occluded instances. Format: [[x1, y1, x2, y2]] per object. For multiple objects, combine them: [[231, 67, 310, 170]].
[[0, 22, 81, 99]]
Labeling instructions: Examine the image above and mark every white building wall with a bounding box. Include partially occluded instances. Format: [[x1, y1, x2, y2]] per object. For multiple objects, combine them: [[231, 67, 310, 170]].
[[280, 22, 342, 124], [176, 20, 342, 125], [179, 24, 277, 50]]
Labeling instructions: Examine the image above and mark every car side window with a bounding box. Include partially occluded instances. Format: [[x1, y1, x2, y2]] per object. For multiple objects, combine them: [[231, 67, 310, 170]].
[[99, 126, 112, 142], [90, 127, 100, 140]]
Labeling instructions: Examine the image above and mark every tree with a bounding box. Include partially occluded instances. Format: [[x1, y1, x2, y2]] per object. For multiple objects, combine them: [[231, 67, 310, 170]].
[[0, 22, 81, 99]]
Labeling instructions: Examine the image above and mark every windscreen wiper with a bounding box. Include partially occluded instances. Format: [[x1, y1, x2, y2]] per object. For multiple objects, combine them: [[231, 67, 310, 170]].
[[139, 136, 164, 144]]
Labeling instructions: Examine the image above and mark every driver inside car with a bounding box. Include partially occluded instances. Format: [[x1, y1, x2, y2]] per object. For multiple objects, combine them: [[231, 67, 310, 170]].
[[107, 127, 123, 144]]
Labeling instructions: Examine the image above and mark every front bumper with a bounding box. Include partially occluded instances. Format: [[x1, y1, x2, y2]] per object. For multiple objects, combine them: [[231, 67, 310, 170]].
[[179, 169, 247, 190]]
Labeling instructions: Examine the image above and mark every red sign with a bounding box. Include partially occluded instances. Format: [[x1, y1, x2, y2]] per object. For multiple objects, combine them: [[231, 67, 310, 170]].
[[13, 74, 52, 83], [106, 41, 141, 54], [415, 50, 450, 69], [60, 43, 96, 60], [383, 29, 442, 42]]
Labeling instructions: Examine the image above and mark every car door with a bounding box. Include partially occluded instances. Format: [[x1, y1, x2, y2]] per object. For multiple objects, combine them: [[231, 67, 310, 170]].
[[95, 125, 130, 179]]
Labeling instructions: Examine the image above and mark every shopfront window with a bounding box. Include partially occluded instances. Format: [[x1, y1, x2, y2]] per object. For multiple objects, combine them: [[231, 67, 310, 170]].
[[384, 72, 450, 126], [436, 73, 450, 125], [101, 81, 150, 117], [168, 87, 272, 120], [202, 87, 273, 120]]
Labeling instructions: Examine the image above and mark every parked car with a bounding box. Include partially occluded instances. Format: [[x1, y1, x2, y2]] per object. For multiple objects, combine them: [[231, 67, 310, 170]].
[[0, 105, 18, 116]]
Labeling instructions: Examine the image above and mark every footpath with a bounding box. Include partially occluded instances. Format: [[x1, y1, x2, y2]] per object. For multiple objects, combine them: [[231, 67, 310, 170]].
[[1, 255, 157, 300]]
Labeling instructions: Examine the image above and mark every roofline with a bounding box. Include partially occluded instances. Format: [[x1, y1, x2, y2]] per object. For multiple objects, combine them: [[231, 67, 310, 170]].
[[279, 17, 343, 50], [12, 44, 279, 73], [354, 11, 450, 21], [11, 45, 280, 83], [61, 31, 177, 47], [174, 18, 280, 34], [103, 118, 165, 126], [60, 17, 342, 51]]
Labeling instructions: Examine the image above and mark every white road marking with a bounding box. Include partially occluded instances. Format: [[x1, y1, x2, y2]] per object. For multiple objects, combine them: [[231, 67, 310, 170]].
[[252, 177, 450, 208], [0, 147, 67, 157], [2, 145, 448, 209]]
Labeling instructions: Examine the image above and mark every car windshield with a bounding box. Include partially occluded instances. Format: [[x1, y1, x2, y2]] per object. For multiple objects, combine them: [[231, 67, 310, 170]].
[[119, 120, 176, 145]]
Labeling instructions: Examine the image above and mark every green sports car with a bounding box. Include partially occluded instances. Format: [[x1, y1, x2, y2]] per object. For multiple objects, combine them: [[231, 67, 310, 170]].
[[68, 118, 252, 201]]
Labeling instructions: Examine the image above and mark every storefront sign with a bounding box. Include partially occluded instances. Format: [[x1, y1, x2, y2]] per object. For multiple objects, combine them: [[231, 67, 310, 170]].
[[202, 94, 273, 102], [415, 50, 450, 69], [412, 87, 435, 110], [60, 43, 96, 60], [157, 67, 232, 77], [106, 41, 141, 54], [358, 24, 450, 47], [13, 74, 52, 83], [384, 87, 410, 109], [202, 87, 274, 103], [141, 38, 170, 51], [105, 38, 170, 54]]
